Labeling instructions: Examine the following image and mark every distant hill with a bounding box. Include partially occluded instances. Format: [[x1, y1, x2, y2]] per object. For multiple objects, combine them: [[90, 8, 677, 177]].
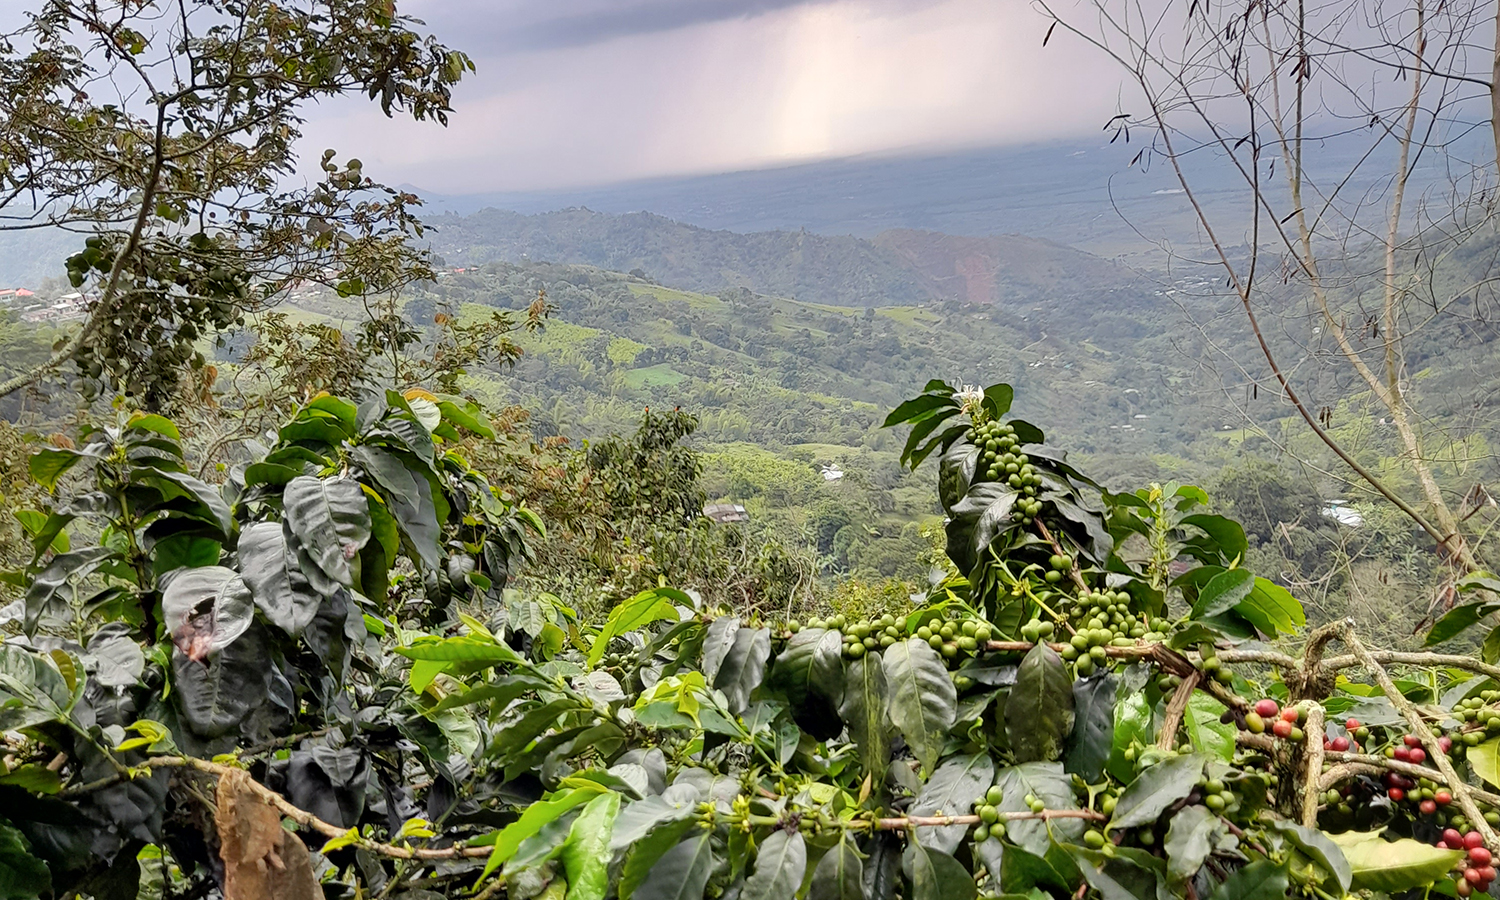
[[871, 229, 1143, 307], [425, 207, 1149, 309]]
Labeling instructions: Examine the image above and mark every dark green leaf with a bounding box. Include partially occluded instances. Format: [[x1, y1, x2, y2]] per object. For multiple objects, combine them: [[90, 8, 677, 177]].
[[24, 547, 118, 634], [712, 626, 770, 714], [1268, 821, 1351, 893], [911, 752, 993, 854], [1426, 601, 1500, 646], [282, 475, 371, 592], [700, 616, 741, 683], [1190, 569, 1254, 620], [237, 522, 323, 636], [1108, 753, 1206, 830], [744, 830, 807, 900], [839, 656, 892, 786], [999, 845, 1073, 894], [351, 445, 440, 570], [149, 470, 233, 537], [84, 622, 144, 688], [1006, 643, 1075, 763], [882, 638, 957, 774], [617, 818, 697, 900], [171, 624, 271, 738], [809, 836, 865, 900], [0, 817, 51, 899], [150, 533, 221, 577], [1065, 673, 1117, 782], [904, 843, 976, 900], [768, 628, 845, 740], [1067, 845, 1165, 900], [160, 566, 255, 658], [630, 831, 715, 900], [983, 384, 1014, 418], [1179, 514, 1248, 563], [1163, 805, 1221, 883], [882, 391, 956, 428], [945, 483, 1018, 575], [610, 793, 698, 851], [29, 448, 84, 492], [994, 763, 1084, 855], [1208, 860, 1289, 900]]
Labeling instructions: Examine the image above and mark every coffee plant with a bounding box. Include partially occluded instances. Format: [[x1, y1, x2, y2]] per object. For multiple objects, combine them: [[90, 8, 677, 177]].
[[2, 381, 1500, 899]]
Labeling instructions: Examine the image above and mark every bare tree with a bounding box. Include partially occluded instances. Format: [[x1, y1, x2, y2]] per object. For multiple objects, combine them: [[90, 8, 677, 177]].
[[1042, 0, 1500, 585]]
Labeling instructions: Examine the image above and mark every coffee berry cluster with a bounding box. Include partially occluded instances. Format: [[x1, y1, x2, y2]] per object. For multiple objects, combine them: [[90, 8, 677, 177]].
[[969, 786, 1007, 843]]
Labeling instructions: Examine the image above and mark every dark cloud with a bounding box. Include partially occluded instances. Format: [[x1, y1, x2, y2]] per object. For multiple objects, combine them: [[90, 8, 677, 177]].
[[411, 0, 939, 54]]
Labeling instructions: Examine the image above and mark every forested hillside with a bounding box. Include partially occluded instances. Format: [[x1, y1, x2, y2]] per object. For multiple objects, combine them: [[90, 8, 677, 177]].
[[424, 207, 1147, 308]]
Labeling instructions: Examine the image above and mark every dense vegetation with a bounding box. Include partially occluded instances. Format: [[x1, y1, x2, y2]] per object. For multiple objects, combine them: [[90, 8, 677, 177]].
[[2, 379, 1500, 900]]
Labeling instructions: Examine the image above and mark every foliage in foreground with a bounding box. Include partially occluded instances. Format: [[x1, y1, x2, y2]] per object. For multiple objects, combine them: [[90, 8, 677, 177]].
[[2, 382, 1500, 899]]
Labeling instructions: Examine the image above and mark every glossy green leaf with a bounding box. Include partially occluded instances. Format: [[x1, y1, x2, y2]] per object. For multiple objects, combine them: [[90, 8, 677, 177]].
[[1242, 577, 1305, 633], [29, 448, 85, 491], [396, 635, 522, 664], [882, 638, 957, 774], [1006, 643, 1075, 763], [617, 818, 697, 900], [351, 445, 440, 570], [1184, 694, 1236, 761], [1191, 568, 1254, 619], [769, 627, 845, 740], [1328, 830, 1458, 892], [1067, 845, 1164, 900], [905, 842, 976, 900], [480, 785, 606, 881], [237, 522, 323, 636], [712, 626, 770, 714], [588, 588, 684, 666], [1468, 736, 1500, 787], [24, 546, 118, 634], [1179, 514, 1248, 563], [994, 763, 1084, 855], [438, 399, 496, 438], [1427, 602, 1500, 646], [560, 790, 619, 900]]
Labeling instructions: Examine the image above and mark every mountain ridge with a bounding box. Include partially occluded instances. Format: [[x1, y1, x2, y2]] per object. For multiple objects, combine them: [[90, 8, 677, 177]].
[[425, 206, 1149, 309]]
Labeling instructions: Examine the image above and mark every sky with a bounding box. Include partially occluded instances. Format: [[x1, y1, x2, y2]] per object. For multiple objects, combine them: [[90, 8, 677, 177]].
[[300, 0, 1127, 194]]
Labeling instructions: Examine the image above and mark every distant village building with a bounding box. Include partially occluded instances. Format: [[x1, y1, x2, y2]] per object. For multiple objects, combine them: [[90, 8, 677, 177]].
[[820, 463, 844, 482], [1321, 501, 1363, 528], [703, 503, 750, 524]]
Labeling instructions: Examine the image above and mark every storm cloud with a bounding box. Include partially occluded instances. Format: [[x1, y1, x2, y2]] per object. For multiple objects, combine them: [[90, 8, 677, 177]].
[[302, 0, 1125, 194]]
